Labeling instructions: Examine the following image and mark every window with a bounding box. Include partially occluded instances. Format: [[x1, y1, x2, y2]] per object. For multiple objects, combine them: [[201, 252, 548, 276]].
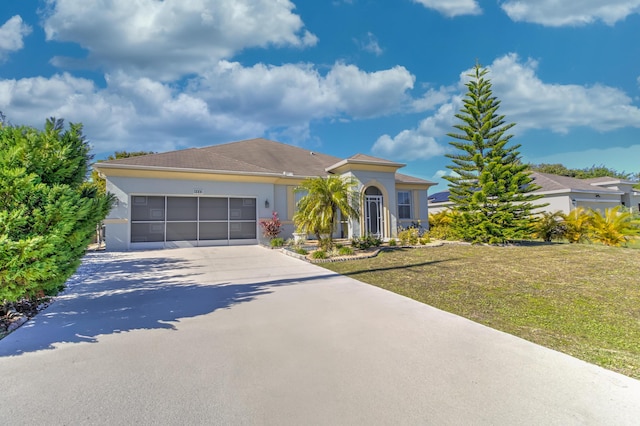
[[398, 191, 411, 219]]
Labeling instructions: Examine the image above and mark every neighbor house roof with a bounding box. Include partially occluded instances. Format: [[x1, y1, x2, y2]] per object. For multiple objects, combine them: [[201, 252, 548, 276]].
[[531, 172, 623, 194], [96, 138, 434, 185], [427, 172, 624, 206]]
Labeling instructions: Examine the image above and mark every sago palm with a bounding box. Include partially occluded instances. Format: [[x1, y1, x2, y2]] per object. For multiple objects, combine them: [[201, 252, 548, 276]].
[[532, 211, 566, 242], [293, 176, 360, 249], [562, 207, 592, 243], [589, 206, 640, 246]]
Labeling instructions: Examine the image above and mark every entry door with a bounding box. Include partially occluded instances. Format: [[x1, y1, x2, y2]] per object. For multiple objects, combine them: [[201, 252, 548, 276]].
[[365, 195, 383, 238]]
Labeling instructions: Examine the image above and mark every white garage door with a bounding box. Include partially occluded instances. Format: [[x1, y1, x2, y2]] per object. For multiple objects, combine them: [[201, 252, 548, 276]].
[[130, 195, 257, 246]]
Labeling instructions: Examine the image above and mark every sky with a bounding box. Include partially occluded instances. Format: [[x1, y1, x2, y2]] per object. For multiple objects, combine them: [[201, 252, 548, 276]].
[[1, 0, 639, 190]]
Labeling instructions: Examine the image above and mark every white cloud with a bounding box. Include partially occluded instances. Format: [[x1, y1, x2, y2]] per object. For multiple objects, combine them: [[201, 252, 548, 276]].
[[190, 61, 415, 124], [501, 0, 640, 26], [488, 54, 640, 133], [0, 16, 32, 61], [42, 0, 317, 80], [0, 61, 416, 154], [372, 101, 457, 160], [356, 32, 383, 56], [411, 86, 453, 112], [372, 53, 640, 161], [412, 0, 481, 17]]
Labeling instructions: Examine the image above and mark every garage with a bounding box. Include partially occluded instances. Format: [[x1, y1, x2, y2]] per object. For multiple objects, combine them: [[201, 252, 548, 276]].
[[130, 195, 257, 246]]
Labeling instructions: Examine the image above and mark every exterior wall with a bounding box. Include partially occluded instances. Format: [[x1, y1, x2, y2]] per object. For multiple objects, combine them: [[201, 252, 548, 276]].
[[396, 187, 429, 230], [104, 175, 276, 250], [342, 170, 398, 239]]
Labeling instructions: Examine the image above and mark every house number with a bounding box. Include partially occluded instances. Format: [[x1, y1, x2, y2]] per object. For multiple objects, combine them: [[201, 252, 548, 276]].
[[193, 188, 203, 194]]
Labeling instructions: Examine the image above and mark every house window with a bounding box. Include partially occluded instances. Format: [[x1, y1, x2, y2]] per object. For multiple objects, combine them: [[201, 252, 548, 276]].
[[398, 191, 411, 219]]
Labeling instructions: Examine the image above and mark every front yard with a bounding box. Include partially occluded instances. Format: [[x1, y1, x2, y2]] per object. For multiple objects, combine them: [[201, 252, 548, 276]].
[[321, 243, 640, 380]]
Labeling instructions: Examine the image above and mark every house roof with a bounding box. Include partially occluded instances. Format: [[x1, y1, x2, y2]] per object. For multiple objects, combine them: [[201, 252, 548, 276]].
[[530, 172, 622, 194], [427, 172, 625, 205], [97, 138, 434, 185], [427, 191, 450, 203]]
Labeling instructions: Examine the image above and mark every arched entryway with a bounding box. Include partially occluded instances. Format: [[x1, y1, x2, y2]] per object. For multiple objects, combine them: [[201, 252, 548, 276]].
[[364, 186, 383, 238]]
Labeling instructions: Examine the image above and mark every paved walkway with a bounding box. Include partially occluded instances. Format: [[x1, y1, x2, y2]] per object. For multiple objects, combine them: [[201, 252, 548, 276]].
[[1, 246, 639, 425]]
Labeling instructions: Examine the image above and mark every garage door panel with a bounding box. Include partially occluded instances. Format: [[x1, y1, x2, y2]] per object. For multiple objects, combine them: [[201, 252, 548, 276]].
[[230, 198, 257, 220], [230, 222, 257, 239], [200, 198, 228, 220], [199, 222, 228, 240], [131, 222, 165, 242], [167, 197, 197, 221], [166, 222, 197, 241]]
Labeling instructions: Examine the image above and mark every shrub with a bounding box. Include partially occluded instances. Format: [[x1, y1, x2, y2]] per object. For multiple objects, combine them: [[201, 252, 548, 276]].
[[398, 227, 419, 246], [312, 250, 327, 259], [0, 119, 112, 303], [388, 238, 397, 246], [270, 237, 284, 247], [589, 206, 640, 246], [563, 208, 592, 244], [260, 211, 282, 239], [351, 235, 382, 249], [294, 248, 308, 255], [337, 246, 354, 256], [532, 211, 566, 242], [419, 236, 431, 245]]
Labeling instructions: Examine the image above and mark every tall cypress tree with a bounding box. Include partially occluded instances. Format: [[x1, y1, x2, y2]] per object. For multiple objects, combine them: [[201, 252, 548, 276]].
[[444, 63, 542, 244]]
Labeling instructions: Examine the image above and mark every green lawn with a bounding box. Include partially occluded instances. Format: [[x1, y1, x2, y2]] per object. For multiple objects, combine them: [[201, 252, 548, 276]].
[[321, 243, 640, 379]]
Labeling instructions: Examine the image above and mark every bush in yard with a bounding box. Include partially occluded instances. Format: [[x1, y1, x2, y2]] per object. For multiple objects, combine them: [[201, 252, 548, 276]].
[[428, 211, 461, 240], [351, 235, 382, 249], [0, 118, 113, 303], [589, 206, 640, 246], [388, 238, 397, 246], [337, 246, 354, 256], [398, 227, 419, 246], [563, 207, 592, 244], [260, 211, 282, 239], [532, 211, 566, 242], [419, 236, 431, 245], [312, 250, 327, 259], [270, 237, 285, 247]]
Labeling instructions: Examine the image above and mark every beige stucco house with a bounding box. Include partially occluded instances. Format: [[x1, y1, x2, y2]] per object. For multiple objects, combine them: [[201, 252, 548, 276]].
[[427, 172, 640, 215], [95, 138, 435, 251]]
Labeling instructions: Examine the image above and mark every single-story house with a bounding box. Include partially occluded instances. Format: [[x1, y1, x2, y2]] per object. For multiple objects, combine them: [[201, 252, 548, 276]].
[[95, 138, 436, 250], [427, 172, 640, 215]]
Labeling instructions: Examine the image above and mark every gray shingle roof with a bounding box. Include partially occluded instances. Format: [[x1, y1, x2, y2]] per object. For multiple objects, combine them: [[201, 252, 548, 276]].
[[531, 172, 621, 193], [98, 138, 434, 185]]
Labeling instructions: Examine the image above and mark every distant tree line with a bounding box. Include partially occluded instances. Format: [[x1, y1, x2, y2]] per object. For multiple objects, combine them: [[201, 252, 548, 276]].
[[527, 163, 640, 182]]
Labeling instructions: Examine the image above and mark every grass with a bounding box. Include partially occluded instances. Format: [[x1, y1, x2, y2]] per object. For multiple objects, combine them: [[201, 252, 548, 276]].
[[320, 242, 640, 379]]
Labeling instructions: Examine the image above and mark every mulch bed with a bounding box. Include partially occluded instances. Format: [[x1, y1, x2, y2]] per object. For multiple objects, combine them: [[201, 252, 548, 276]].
[[0, 298, 51, 339]]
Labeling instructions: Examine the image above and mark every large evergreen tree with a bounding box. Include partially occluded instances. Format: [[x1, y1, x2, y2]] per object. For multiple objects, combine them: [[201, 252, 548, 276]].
[[444, 64, 542, 244], [0, 118, 113, 302]]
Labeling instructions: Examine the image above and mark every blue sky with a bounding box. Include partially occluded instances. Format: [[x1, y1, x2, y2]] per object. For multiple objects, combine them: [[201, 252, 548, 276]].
[[1, 0, 639, 189]]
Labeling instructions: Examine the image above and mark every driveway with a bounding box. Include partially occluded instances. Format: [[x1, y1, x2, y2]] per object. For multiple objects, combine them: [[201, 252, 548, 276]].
[[0, 246, 639, 425]]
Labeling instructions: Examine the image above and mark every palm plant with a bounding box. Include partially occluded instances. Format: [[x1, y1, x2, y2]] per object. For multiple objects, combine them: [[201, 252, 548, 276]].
[[532, 211, 566, 242], [562, 207, 592, 244], [589, 206, 640, 246], [293, 176, 360, 249]]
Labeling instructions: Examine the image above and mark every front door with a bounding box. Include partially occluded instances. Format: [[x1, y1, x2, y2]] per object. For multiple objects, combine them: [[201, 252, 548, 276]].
[[365, 195, 383, 238]]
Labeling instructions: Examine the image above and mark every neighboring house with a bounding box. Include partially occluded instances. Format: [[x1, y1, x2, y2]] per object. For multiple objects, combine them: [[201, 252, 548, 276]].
[[95, 138, 435, 250], [427, 172, 640, 215]]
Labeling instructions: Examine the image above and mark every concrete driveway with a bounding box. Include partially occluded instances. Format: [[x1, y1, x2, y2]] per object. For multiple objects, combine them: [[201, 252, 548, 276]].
[[1, 246, 639, 425]]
